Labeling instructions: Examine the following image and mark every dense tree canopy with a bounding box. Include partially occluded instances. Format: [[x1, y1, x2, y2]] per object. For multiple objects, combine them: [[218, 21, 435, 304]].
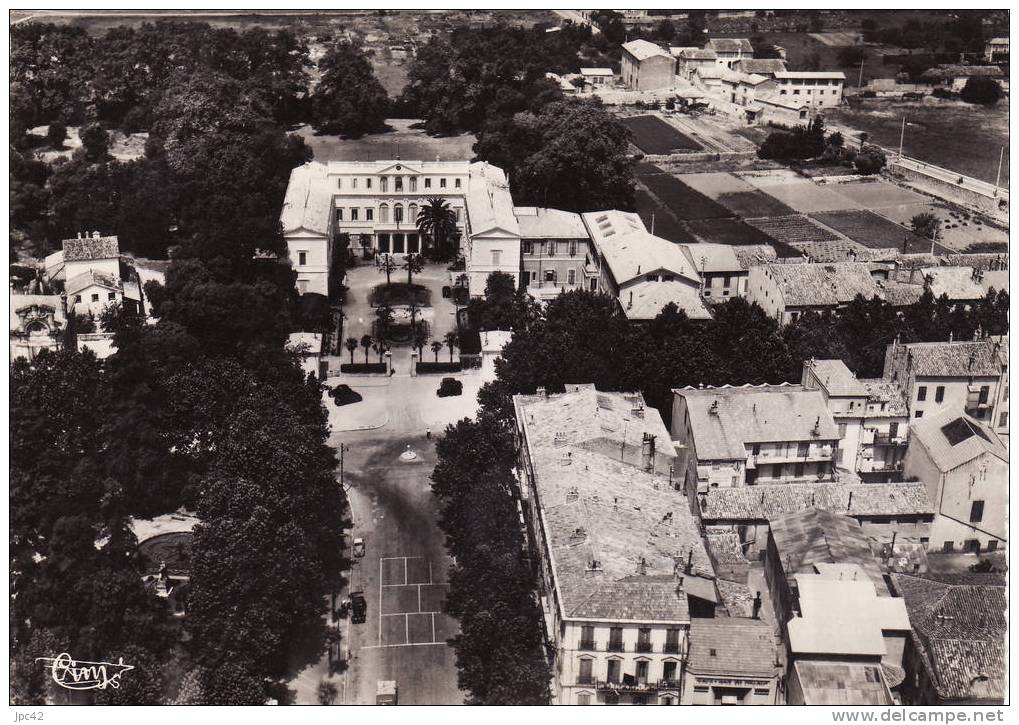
[[312, 41, 389, 136], [479, 288, 1010, 425], [474, 100, 636, 212]]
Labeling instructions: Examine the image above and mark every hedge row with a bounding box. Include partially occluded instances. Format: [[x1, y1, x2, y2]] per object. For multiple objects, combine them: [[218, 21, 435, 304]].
[[416, 362, 462, 374], [340, 363, 387, 374]]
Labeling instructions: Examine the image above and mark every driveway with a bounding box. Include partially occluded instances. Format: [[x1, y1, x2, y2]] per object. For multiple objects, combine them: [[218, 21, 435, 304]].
[[342, 261, 460, 350]]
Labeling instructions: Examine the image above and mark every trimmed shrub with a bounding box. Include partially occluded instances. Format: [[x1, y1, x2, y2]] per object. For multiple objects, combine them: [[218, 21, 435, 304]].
[[417, 362, 462, 374], [340, 363, 387, 374]]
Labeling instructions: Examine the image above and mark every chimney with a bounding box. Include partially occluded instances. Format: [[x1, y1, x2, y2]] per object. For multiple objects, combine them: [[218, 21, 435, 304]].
[[948, 331, 954, 343], [638, 557, 648, 576], [676, 577, 685, 596], [752, 591, 762, 619], [685, 548, 693, 574], [92, 231, 100, 239], [537, 386, 546, 397], [628, 291, 633, 309], [709, 399, 719, 415], [641, 433, 656, 472], [812, 416, 821, 436], [847, 491, 853, 511], [968, 353, 975, 371]]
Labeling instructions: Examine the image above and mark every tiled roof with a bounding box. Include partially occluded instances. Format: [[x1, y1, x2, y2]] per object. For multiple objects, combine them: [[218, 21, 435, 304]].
[[944, 253, 1009, 273], [788, 239, 875, 262], [768, 509, 888, 596], [921, 266, 986, 301], [621, 280, 713, 321], [900, 339, 1003, 377], [700, 481, 933, 522], [583, 211, 700, 286], [908, 409, 1008, 473], [513, 206, 588, 239], [977, 269, 1008, 294], [807, 359, 869, 396], [678, 243, 741, 274], [579, 67, 613, 76], [773, 71, 847, 80], [890, 573, 1006, 701], [675, 384, 839, 460], [676, 47, 717, 60], [877, 279, 925, 307], [467, 161, 520, 236], [281, 162, 331, 236], [734, 58, 787, 75], [66, 270, 123, 297], [622, 39, 673, 61], [513, 388, 713, 624], [62, 235, 119, 261], [793, 661, 893, 705], [687, 617, 778, 678], [760, 262, 881, 307], [858, 378, 909, 417], [705, 531, 750, 564], [732, 244, 777, 269], [706, 37, 753, 54]]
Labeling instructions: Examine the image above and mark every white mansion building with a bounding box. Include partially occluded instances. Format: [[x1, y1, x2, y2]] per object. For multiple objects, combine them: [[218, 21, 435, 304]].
[[279, 158, 718, 321], [280, 159, 520, 296]]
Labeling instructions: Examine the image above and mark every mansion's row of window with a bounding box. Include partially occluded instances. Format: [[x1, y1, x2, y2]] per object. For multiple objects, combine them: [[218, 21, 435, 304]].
[[578, 625, 683, 654], [575, 655, 681, 686], [336, 204, 462, 225], [74, 291, 117, 303], [336, 176, 463, 192], [522, 240, 581, 257], [527, 268, 580, 286]]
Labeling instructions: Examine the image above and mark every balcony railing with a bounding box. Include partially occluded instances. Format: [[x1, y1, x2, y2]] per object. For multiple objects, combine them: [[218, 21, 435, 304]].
[[635, 641, 653, 653], [596, 679, 673, 693], [663, 642, 681, 654], [607, 640, 625, 653], [871, 433, 907, 446], [577, 675, 595, 686], [579, 640, 597, 652]]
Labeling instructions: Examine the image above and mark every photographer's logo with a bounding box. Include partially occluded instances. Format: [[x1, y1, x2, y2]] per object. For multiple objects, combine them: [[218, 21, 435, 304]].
[[35, 653, 134, 691]]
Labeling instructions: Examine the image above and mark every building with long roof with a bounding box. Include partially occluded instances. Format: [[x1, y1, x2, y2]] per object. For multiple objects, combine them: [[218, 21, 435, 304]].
[[513, 385, 716, 705]]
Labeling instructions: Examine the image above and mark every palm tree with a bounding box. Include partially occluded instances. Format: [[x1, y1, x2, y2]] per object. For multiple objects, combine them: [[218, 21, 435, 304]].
[[430, 340, 443, 363], [403, 253, 424, 285], [360, 334, 373, 364], [379, 255, 398, 285], [375, 304, 394, 341], [344, 336, 358, 364], [416, 198, 458, 260], [443, 330, 459, 363], [413, 327, 428, 357]]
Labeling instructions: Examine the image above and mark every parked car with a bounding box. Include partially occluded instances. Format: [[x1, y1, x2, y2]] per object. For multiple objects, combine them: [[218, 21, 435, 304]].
[[352, 537, 366, 558], [350, 591, 367, 624]]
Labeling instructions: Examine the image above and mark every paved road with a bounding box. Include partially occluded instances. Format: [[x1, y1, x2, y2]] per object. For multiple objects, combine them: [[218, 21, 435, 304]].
[[338, 431, 462, 705]]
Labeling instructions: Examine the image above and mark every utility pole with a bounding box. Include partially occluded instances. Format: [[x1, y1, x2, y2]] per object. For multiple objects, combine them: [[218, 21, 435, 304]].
[[898, 116, 906, 160], [994, 146, 1004, 197], [339, 443, 349, 492], [858, 59, 864, 88], [650, 212, 655, 235]]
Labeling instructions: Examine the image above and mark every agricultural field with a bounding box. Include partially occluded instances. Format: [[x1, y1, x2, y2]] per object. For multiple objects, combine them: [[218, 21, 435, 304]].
[[745, 215, 842, 245], [831, 180, 930, 209], [740, 174, 861, 214], [716, 191, 797, 219], [874, 203, 1009, 253], [638, 167, 733, 220], [621, 115, 702, 155], [785, 239, 878, 263], [683, 218, 780, 247], [633, 190, 698, 244], [830, 99, 1009, 187], [294, 119, 476, 162], [810, 210, 945, 254], [679, 172, 756, 198]]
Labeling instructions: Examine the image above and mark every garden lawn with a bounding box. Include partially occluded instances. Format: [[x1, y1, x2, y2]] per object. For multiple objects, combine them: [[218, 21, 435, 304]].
[[638, 167, 733, 220], [744, 178, 861, 214], [294, 119, 476, 163], [810, 210, 946, 254], [621, 115, 702, 155]]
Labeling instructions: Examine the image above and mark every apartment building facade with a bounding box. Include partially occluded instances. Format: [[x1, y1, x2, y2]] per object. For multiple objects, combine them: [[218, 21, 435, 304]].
[[515, 207, 598, 300], [671, 384, 841, 494], [512, 386, 716, 705]]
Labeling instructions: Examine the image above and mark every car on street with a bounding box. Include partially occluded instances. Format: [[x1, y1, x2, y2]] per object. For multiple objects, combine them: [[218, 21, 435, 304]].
[[352, 537, 366, 558], [350, 591, 367, 624]]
